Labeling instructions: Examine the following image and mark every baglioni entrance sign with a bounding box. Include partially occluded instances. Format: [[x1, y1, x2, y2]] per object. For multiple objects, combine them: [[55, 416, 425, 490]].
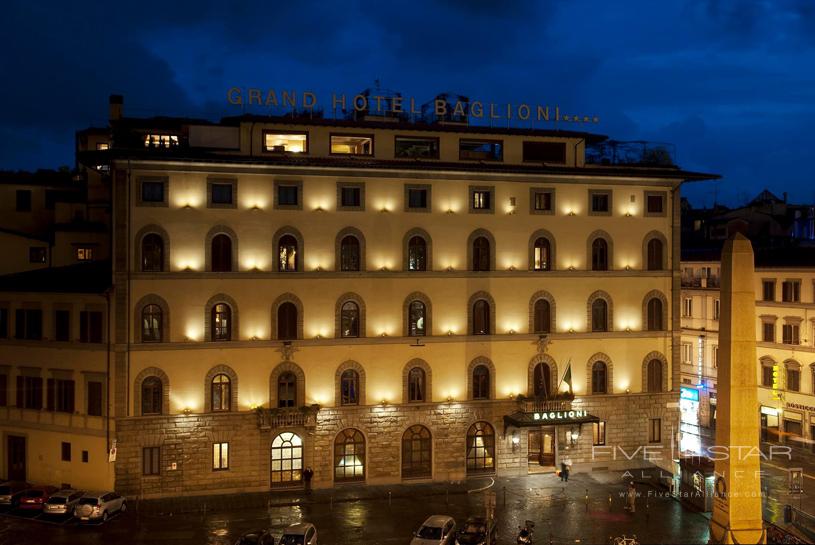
[[534, 410, 588, 422]]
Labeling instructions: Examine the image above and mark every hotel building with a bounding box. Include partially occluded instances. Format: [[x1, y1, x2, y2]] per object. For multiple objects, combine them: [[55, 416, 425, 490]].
[[0, 94, 717, 497]]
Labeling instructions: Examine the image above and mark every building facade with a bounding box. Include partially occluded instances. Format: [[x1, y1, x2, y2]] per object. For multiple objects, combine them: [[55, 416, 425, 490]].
[[1, 95, 717, 498]]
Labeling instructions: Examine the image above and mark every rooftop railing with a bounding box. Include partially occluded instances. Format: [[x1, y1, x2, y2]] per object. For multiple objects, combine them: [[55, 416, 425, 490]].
[[586, 140, 676, 167]]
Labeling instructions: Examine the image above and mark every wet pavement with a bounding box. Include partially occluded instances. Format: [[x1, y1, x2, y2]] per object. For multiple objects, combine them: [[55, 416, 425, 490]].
[[0, 469, 711, 545]]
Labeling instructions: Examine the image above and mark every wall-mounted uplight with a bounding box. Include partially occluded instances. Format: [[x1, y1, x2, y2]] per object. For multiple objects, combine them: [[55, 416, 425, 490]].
[[380, 332, 388, 337], [568, 327, 575, 333], [508, 329, 516, 335], [567, 210, 576, 217], [568, 265, 575, 271], [446, 209, 455, 214], [508, 265, 516, 271], [314, 206, 325, 212], [182, 408, 192, 416], [625, 265, 631, 271], [446, 266, 454, 272], [250, 204, 263, 211], [447, 330, 454, 336]]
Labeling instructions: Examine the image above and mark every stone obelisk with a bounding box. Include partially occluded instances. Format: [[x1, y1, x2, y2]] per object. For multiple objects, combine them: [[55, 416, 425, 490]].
[[710, 233, 765, 544]]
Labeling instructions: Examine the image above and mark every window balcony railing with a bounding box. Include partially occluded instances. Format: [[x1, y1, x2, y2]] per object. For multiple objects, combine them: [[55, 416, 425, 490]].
[[515, 393, 574, 414], [256, 405, 319, 430], [681, 276, 720, 289], [585, 140, 676, 167]]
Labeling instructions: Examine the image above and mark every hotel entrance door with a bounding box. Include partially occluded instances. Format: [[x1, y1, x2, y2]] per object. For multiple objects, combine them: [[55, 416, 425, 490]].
[[528, 427, 555, 467]]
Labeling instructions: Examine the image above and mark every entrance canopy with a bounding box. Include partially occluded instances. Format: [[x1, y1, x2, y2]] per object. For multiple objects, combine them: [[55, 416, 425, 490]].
[[503, 409, 599, 431]]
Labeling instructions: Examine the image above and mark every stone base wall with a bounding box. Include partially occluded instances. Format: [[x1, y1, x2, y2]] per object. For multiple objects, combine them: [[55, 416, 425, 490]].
[[115, 392, 678, 498]]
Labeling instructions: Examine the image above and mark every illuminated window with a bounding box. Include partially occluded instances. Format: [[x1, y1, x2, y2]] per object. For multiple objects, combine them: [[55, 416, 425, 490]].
[[472, 365, 490, 399], [646, 298, 663, 331], [141, 377, 163, 415], [465, 421, 495, 474], [141, 234, 164, 272], [407, 236, 427, 271], [395, 137, 439, 159], [76, 247, 94, 261], [278, 235, 298, 272], [29, 247, 46, 264], [647, 359, 663, 392], [211, 374, 231, 412], [278, 372, 297, 408], [533, 299, 551, 334], [271, 432, 303, 486], [330, 134, 373, 155], [592, 422, 606, 446], [532, 238, 551, 271], [533, 363, 551, 398], [647, 238, 663, 270], [713, 299, 720, 320], [591, 362, 607, 394], [334, 428, 366, 482], [340, 369, 360, 406], [141, 304, 162, 342], [340, 301, 360, 338], [460, 139, 502, 161], [649, 418, 661, 443], [682, 297, 693, 317], [144, 134, 179, 148], [591, 299, 608, 332], [470, 188, 493, 212], [408, 367, 426, 402], [408, 301, 426, 336], [401, 425, 432, 479], [277, 302, 298, 340], [530, 188, 554, 214], [96, 142, 109, 150], [263, 132, 307, 153], [591, 238, 608, 271], [212, 442, 229, 470], [211, 303, 232, 341]]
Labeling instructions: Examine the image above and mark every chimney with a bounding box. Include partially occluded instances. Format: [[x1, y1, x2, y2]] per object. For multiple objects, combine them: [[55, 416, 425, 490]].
[[109, 94, 123, 122]]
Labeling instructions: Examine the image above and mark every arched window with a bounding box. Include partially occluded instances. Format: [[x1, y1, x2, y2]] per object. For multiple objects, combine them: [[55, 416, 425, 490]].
[[271, 432, 303, 487], [532, 237, 551, 271], [141, 234, 164, 272], [402, 425, 432, 479], [591, 238, 608, 271], [277, 302, 298, 340], [533, 363, 552, 398], [141, 376, 163, 415], [472, 236, 491, 271], [647, 238, 663, 271], [340, 369, 360, 405], [211, 303, 232, 341], [211, 374, 231, 411], [591, 299, 608, 332], [591, 362, 608, 394], [646, 298, 664, 331], [472, 300, 490, 335], [278, 234, 298, 272], [277, 371, 297, 408], [141, 304, 163, 342], [408, 301, 426, 336], [211, 234, 232, 272], [334, 428, 365, 482], [472, 365, 490, 400], [647, 360, 662, 393], [340, 235, 361, 272], [533, 299, 551, 334], [340, 301, 360, 338], [407, 236, 427, 271], [466, 421, 495, 474], [408, 367, 426, 402]]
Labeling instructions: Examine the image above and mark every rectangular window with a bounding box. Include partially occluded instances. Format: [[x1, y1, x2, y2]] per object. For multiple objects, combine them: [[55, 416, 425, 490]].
[[55, 310, 70, 342], [0, 308, 7, 339], [762, 322, 775, 342], [79, 311, 103, 343], [47, 378, 75, 413], [330, 134, 373, 155], [16, 190, 32, 212], [681, 342, 693, 364], [96, 142, 109, 150], [61, 442, 71, 462], [337, 182, 365, 211], [589, 191, 611, 214], [645, 192, 666, 216], [762, 280, 776, 302], [139, 179, 167, 205], [15, 309, 42, 340], [213, 442, 229, 470], [144, 134, 179, 148], [523, 141, 566, 163], [16, 376, 43, 410], [762, 366, 774, 387], [649, 418, 661, 443], [76, 247, 94, 262], [404, 185, 431, 212], [82, 450, 89, 463], [713, 299, 720, 321], [782, 280, 801, 303], [783, 324, 800, 345], [208, 181, 235, 207], [142, 447, 160, 476], [395, 136, 439, 159], [682, 298, 693, 318], [529, 187, 556, 215], [788, 369, 801, 392], [712, 345, 718, 368], [275, 182, 301, 209], [29, 247, 46, 264], [592, 421, 606, 446], [459, 139, 503, 161], [0, 374, 6, 407], [263, 132, 307, 153], [469, 186, 494, 213], [87, 381, 103, 416]]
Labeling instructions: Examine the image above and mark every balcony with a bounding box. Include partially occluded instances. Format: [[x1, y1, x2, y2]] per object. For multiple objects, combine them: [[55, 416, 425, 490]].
[[516, 393, 574, 414], [586, 140, 676, 167], [256, 405, 319, 430], [681, 276, 720, 289]]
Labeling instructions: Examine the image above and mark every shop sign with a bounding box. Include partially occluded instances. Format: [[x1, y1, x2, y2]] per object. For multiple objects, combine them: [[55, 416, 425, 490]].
[[533, 410, 588, 422], [787, 402, 815, 413], [680, 387, 700, 402], [772, 364, 781, 401]]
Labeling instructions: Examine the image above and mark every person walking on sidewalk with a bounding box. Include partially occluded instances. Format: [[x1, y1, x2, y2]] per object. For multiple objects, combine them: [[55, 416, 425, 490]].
[[303, 467, 314, 495], [562, 457, 572, 482]]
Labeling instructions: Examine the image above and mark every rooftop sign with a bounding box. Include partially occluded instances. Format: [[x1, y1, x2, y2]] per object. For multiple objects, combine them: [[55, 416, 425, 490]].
[[226, 88, 600, 126]]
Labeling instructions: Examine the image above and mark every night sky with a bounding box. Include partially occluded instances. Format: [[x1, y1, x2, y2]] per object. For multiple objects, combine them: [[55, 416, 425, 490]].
[[2, 1, 814, 207]]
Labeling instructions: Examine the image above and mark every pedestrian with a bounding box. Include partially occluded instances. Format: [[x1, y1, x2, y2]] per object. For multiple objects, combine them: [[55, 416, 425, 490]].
[[563, 457, 572, 482], [559, 461, 567, 482], [303, 466, 314, 495], [626, 481, 636, 513]]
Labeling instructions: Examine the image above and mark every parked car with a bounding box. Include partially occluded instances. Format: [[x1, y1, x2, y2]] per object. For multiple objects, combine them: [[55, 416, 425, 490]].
[[411, 515, 457, 545], [0, 481, 31, 508], [73, 491, 126, 522], [234, 529, 275, 545], [43, 489, 85, 517], [455, 517, 497, 545], [278, 522, 317, 545], [18, 485, 59, 511]]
